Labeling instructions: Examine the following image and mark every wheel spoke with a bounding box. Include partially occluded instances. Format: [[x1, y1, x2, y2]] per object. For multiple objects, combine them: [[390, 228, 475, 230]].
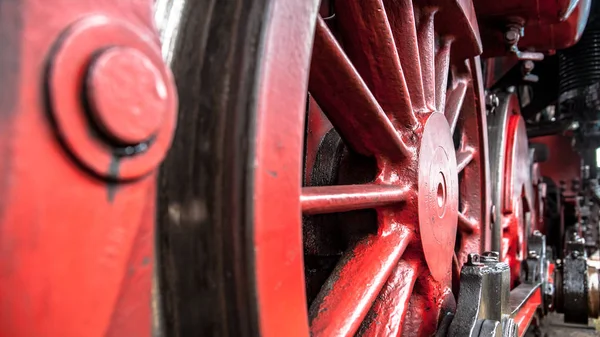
[[383, 0, 427, 113], [416, 9, 437, 112], [445, 79, 467, 134], [456, 148, 474, 173], [402, 275, 451, 336], [335, 0, 417, 129], [309, 17, 411, 161], [309, 225, 414, 337], [435, 38, 452, 113], [457, 211, 477, 233], [358, 257, 422, 337], [301, 184, 410, 214]]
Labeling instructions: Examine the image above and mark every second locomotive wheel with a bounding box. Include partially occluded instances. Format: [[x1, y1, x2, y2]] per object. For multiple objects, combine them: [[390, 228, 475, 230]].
[[158, 0, 491, 336]]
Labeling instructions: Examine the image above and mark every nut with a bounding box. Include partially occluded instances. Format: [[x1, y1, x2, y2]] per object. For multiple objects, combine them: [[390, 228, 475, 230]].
[[481, 251, 500, 263]]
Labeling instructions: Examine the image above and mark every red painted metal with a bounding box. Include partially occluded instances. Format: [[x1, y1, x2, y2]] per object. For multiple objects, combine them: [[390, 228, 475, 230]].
[[536, 134, 582, 198], [500, 97, 533, 287], [418, 113, 459, 282], [475, 0, 578, 26], [476, 0, 591, 57], [0, 1, 176, 337], [309, 227, 415, 336], [513, 288, 542, 337], [87, 47, 168, 145], [47, 16, 177, 180], [358, 256, 423, 336], [253, 0, 491, 335], [309, 17, 411, 161], [518, 0, 592, 51], [301, 184, 411, 214], [304, 97, 332, 185], [252, 0, 320, 336]]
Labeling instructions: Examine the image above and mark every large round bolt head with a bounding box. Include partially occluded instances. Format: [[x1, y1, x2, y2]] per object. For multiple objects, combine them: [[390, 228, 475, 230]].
[[87, 47, 168, 145]]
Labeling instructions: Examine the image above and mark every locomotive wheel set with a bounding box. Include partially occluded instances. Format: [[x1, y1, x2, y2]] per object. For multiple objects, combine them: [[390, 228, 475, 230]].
[[1, 0, 600, 336]]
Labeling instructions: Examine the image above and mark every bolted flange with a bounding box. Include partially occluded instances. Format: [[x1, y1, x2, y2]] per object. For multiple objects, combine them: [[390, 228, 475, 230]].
[[46, 15, 178, 180]]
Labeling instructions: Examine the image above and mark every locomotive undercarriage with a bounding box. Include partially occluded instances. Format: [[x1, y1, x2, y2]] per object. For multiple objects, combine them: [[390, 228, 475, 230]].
[[157, 0, 600, 335], [3, 0, 600, 336]]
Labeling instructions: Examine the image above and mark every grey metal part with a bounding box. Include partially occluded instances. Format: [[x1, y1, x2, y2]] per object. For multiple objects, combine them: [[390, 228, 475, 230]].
[[522, 232, 546, 284], [562, 238, 589, 324], [487, 93, 511, 253], [510, 283, 540, 315], [448, 254, 511, 337], [486, 92, 534, 253]]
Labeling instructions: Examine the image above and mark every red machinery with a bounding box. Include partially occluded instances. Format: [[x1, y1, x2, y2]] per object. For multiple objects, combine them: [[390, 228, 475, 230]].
[[1, 0, 600, 336]]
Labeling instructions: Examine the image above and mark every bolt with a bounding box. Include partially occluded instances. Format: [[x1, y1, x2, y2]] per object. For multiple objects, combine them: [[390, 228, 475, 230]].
[[583, 165, 590, 179], [504, 29, 520, 45], [467, 253, 481, 266], [490, 204, 497, 224], [481, 251, 500, 263], [528, 250, 539, 259], [86, 47, 169, 145], [486, 93, 499, 115], [545, 283, 555, 296], [533, 230, 542, 237], [502, 318, 519, 337], [572, 250, 580, 258], [522, 60, 535, 73]]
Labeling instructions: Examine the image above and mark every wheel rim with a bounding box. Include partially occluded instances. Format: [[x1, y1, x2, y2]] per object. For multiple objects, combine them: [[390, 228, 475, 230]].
[[245, 0, 490, 336], [493, 93, 534, 287]]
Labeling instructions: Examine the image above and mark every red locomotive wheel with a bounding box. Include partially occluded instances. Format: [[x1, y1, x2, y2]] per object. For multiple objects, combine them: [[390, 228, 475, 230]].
[[489, 93, 535, 288], [157, 0, 491, 336]]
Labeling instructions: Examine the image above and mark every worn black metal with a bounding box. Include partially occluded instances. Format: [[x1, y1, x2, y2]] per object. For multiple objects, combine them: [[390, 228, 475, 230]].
[[447, 252, 513, 337], [155, 0, 269, 335], [559, 234, 589, 324]]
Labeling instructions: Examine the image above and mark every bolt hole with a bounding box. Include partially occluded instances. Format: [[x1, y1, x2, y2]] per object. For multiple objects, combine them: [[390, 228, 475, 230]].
[[437, 182, 444, 208]]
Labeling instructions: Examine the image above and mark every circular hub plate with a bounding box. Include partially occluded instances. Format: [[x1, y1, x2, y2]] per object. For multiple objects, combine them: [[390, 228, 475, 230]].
[[418, 112, 459, 282]]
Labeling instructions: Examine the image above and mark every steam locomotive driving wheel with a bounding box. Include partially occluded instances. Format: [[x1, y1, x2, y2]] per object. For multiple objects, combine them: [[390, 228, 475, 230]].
[[159, 0, 490, 336]]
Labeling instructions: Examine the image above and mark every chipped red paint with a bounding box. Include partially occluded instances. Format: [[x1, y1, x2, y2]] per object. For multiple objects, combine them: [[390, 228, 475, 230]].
[[0, 0, 176, 336]]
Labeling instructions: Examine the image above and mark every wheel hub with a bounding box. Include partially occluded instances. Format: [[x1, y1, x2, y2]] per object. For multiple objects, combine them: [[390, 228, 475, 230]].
[[418, 112, 459, 282]]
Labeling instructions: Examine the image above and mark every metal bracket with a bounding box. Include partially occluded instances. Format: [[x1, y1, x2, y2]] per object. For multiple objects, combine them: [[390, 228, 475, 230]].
[[556, 233, 590, 324], [447, 252, 516, 337], [521, 231, 554, 315]]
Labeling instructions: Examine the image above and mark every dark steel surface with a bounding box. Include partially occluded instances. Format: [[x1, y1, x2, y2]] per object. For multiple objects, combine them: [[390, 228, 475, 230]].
[[448, 253, 512, 337], [561, 236, 590, 324], [156, 0, 303, 335]]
